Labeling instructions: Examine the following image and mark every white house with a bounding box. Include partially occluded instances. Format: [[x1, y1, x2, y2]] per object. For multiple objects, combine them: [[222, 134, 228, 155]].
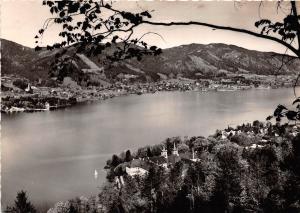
[[245, 144, 264, 150], [126, 167, 148, 177]]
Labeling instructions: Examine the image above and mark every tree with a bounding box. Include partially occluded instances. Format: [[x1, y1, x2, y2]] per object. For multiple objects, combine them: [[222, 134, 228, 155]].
[[178, 143, 189, 154], [215, 146, 243, 211], [146, 147, 153, 158], [184, 163, 205, 192], [125, 150, 132, 162], [12, 79, 28, 90], [142, 165, 166, 210], [263, 188, 286, 213], [230, 132, 253, 146], [169, 185, 191, 213], [111, 154, 122, 168], [169, 161, 184, 190], [6, 190, 36, 213], [68, 203, 78, 213]]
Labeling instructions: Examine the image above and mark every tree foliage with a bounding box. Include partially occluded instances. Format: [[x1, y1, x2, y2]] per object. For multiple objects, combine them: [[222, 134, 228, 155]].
[[36, 0, 162, 62], [267, 101, 300, 124], [6, 190, 36, 213], [125, 150, 132, 162]]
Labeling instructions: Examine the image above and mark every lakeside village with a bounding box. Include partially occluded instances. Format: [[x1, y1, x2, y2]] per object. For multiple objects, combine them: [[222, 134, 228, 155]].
[[45, 120, 300, 213], [1, 72, 297, 113], [107, 121, 300, 185]]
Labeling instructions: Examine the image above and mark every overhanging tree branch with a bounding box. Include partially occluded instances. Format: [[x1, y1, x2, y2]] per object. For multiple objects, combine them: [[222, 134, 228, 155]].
[[140, 20, 300, 57], [291, 1, 300, 49]]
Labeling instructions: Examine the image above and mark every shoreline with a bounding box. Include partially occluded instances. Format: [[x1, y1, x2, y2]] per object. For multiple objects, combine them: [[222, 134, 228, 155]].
[[1, 82, 294, 114]]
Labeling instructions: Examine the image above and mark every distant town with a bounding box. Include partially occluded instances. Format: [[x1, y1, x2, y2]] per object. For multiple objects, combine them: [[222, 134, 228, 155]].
[[1, 72, 297, 113], [2, 38, 300, 114]]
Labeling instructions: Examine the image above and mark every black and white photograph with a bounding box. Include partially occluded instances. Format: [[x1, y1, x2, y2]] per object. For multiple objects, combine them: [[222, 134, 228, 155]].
[[1, 0, 300, 212]]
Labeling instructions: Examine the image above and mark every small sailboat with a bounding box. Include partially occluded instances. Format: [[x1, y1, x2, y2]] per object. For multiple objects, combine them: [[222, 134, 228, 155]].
[[94, 169, 98, 180]]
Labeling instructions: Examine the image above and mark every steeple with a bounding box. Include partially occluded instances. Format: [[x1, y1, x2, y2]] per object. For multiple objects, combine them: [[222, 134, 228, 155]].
[[161, 145, 168, 158], [191, 148, 199, 162], [172, 143, 179, 156], [192, 148, 195, 160]]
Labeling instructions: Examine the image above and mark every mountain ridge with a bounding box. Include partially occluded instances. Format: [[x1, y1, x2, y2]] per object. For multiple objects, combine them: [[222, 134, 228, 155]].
[[2, 39, 299, 82]]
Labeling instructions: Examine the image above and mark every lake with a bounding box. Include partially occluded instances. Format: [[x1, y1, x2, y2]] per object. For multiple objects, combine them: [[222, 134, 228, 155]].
[[2, 88, 299, 207]]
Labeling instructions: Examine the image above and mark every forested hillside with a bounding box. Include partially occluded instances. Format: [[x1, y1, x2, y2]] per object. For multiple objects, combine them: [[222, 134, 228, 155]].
[[2, 39, 300, 82]]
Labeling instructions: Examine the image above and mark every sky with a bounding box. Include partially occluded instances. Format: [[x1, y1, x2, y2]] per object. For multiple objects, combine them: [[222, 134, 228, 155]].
[[1, 1, 297, 54]]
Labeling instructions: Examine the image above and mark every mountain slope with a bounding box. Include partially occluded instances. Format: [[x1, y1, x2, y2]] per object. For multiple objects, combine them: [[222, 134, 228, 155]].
[[2, 39, 299, 82], [1, 39, 51, 80], [121, 43, 300, 78]]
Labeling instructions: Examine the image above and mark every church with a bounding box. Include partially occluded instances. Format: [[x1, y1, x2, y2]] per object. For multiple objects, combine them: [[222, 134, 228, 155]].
[[159, 143, 181, 167], [161, 143, 179, 158]]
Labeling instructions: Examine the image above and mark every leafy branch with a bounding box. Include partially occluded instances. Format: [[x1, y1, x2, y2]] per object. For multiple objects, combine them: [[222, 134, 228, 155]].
[[35, 0, 162, 63]]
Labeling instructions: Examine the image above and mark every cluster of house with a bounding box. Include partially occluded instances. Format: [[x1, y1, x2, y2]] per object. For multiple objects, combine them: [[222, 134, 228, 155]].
[[111, 124, 300, 197], [123, 143, 200, 180], [220, 125, 270, 140], [220, 123, 300, 150]]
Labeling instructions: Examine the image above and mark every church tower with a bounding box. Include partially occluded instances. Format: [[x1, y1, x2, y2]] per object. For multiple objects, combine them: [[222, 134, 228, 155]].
[[172, 143, 179, 156], [191, 148, 199, 162], [192, 148, 195, 160], [161, 145, 168, 158]]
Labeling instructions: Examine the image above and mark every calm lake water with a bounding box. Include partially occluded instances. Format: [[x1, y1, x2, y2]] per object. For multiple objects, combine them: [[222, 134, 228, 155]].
[[2, 88, 299, 206]]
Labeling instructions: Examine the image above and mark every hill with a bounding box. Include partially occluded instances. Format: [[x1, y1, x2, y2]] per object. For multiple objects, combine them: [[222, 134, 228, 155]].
[[118, 43, 300, 79], [1, 39, 51, 80], [2, 39, 300, 82]]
